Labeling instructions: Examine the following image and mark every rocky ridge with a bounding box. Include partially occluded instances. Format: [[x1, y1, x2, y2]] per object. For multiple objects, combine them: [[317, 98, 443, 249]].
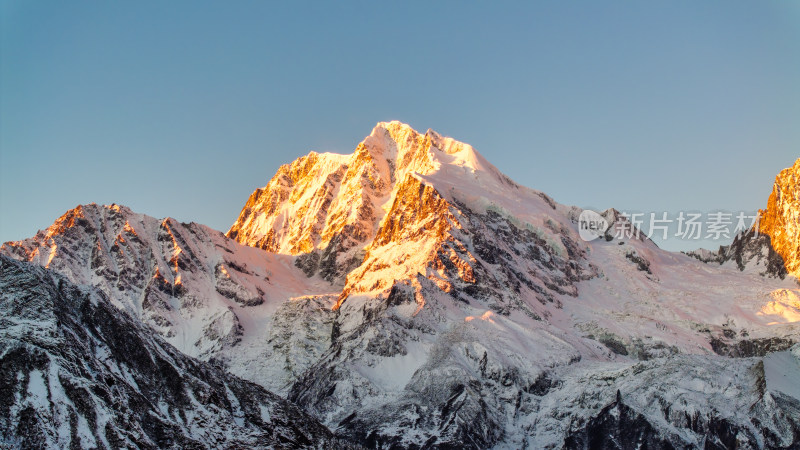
[[684, 158, 800, 281], [0, 256, 345, 449], [0, 203, 338, 395], [759, 158, 800, 278]]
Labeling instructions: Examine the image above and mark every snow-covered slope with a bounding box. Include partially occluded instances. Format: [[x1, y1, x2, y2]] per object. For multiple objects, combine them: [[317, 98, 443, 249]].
[[0, 256, 344, 449]]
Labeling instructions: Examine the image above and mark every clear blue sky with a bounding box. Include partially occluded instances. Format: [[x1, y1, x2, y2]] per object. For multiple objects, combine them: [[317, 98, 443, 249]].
[[2, 1, 798, 251]]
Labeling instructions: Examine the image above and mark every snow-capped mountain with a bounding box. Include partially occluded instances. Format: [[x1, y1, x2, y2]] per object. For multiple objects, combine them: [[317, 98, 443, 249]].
[[3, 122, 799, 448], [232, 123, 800, 447], [0, 256, 344, 449], [0, 203, 338, 395]]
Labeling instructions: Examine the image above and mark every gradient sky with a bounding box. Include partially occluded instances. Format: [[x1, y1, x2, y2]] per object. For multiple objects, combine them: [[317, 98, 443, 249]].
[[2, 1, 798, 251]]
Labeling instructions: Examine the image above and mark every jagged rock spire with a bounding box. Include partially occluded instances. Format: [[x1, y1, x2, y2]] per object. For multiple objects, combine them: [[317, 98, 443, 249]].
[[759, 158, 800, 278]]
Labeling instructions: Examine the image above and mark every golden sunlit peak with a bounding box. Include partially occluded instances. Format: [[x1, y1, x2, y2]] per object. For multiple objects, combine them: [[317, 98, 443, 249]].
[[758, 157, 800, 278]]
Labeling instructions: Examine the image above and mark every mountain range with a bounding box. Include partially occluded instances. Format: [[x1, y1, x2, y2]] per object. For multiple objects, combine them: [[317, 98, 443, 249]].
[[2, 121, 799, 449]]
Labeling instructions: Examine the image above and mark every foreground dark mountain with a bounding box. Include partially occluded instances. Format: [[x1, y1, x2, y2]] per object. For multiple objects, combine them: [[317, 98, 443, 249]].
[[2, 123, 799, 448], [0, 256, 344, 449]]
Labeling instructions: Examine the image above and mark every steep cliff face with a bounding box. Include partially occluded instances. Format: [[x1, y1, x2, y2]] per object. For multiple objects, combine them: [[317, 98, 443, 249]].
[[0, 256, 341, 449], [759, 158, 800, 278]]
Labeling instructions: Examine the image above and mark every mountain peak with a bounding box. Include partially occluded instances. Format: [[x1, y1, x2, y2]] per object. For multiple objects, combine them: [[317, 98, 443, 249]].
[[759, 157, 800, 277], [371, 119, 416, 134], [368, 120, 486, 165], [226, 122, 543, 283]]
